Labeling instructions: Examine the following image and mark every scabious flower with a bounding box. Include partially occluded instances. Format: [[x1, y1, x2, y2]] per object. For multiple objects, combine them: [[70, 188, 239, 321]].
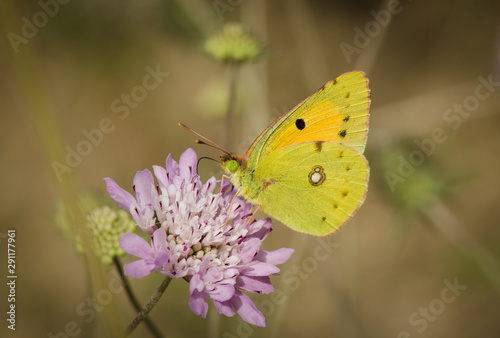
[[105, 148, 293, 327], [204, 23, 262, 63]]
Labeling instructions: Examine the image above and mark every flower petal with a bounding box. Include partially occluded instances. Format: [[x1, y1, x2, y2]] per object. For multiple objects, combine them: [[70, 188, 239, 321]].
[[129, 205, 156, 235], [197, 257, 211, 277], [254, 248, 294, 265], [151, 228, 167, 253], [205, 266, 224, 284], [189, 274, 205, 294], [119, 233, 152, 259], [231, 290, 265, 327], [238, 238, 262, 264], [201, 176, 217, 195], [214, 300, 235, 317], [236, 275, 274, 294], [243, 262, 280, 276], [104, 177, 136, 211], [247, 218, 273, 240], [179, 148, 197, 179], [153, 252, 169, 271], [189, 291, 209, 318], [133, 169, 155, 206], [153, 165, 168, 190], [207, 283, 235, 302], [123, 260, 154, 279], [165, 153, 179, 180]]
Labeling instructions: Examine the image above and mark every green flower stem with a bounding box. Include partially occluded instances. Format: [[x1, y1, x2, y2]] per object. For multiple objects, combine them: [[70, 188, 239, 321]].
[[114, 257, 164, 338], [125, 275, 173, 336], [225, 61, 239, 148]]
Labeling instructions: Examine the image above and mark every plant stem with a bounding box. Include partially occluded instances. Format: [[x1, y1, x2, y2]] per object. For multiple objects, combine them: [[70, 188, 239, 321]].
[[114, 257, 164, 338], [225, 61, 239, 148], [125, 274, 172, 336]]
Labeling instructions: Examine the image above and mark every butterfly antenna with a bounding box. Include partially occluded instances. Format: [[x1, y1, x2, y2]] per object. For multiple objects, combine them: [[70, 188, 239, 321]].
[[196, 156, 218, 175], [178, 123, 231, 156]]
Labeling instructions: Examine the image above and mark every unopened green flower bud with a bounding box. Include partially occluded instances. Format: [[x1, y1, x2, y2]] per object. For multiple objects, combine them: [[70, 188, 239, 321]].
[[85, 206, 136, 265], [204, 23, 262, 63]]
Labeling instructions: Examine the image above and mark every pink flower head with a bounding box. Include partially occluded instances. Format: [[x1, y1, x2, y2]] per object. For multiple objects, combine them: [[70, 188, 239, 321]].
[[105, 148, 293, 327]]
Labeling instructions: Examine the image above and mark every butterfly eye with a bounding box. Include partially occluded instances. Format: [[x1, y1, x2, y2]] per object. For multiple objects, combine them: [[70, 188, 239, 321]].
[[226, 159, 239, 173]]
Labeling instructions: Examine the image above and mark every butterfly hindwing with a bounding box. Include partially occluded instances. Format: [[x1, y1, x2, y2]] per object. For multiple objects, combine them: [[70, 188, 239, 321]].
[[254, 142, 369, 236]]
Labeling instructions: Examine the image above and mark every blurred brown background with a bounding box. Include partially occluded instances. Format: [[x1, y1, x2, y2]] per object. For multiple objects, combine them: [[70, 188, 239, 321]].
[[1, 0, 500, 337]]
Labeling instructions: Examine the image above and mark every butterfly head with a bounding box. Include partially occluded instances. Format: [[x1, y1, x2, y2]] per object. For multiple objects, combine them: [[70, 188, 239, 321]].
[[220, 153, 249, 187], [220, 153, 248, 172]]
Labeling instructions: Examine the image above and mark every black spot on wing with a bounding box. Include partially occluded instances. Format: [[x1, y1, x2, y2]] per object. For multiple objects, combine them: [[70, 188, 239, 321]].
[[295, 118, 305, 130], [343, 115, 350, 122], [345, 92, 351, 98], [339, 129, 347, 138]]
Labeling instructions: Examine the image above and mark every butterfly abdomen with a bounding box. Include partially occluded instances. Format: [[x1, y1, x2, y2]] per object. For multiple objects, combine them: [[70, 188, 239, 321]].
[[238, 168, 266, 204]]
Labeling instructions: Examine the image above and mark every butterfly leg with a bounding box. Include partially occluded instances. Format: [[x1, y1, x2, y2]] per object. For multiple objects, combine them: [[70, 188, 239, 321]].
[[216, 174, 233, 204], [218, 179, 259, 228], [215, 177, 256, 229], [219, 186, 241, 229], [244, 202, 261, 228]]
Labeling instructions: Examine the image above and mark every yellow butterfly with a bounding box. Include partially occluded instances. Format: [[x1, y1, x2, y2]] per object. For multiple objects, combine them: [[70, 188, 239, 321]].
[[184, 71, 370, 236]]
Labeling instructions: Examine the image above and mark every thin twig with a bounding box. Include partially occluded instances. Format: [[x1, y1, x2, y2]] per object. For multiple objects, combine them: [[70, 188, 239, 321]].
[[225, 61, 239, 148], [125, 275, 172, 336], [114, 257, 165, 337]]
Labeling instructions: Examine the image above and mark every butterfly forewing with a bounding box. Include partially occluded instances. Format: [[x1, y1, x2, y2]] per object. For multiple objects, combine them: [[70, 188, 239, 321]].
[[246, 71, 370, 170]]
